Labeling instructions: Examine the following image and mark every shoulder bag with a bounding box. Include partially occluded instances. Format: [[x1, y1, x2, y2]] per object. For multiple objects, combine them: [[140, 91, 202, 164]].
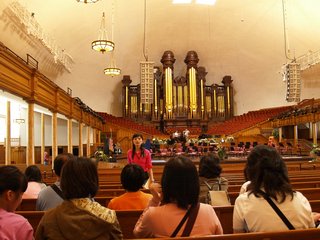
[[205, 178, 231, 206]]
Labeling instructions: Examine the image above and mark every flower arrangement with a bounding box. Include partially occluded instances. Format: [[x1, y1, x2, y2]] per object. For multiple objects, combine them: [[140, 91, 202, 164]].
[[310, 144, 320, 156], [309, 144, 320, 162], [94, 150, 109, 162]]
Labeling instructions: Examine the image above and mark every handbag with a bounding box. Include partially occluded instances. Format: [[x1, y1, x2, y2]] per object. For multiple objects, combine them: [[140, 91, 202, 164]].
[[259, 190, 295, 230], [204, 178, 231, 206], [171, 203, 200, 237]]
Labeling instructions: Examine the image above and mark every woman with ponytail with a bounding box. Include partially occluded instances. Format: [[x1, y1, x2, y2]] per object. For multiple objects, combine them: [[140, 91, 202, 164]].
[[233, 145, 314, 233]]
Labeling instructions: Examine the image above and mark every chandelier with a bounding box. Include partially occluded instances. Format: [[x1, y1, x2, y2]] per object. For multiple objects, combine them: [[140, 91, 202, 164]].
[[104, 52, 121, 76], [92, 12, 114, 53], [104, 67, 121, 76], [76, 0, 100, 3]]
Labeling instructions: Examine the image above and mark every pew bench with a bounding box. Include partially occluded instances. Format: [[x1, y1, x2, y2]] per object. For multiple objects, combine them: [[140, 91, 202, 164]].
[[132, 228, 320, 240]]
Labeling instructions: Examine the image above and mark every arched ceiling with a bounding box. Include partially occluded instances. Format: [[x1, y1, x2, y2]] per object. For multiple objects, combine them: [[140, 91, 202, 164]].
[[1, 0, 320, 116]]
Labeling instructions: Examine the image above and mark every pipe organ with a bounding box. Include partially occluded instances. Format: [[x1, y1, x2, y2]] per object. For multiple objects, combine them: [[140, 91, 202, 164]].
[[122, 50, 234, 132]]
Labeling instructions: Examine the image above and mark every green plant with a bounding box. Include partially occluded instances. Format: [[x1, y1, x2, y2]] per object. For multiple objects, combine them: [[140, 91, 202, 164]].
[[217, 146, 227, 161], [272, 129, 279, 139], [310, 144, 320, 156], [94, 150, 108, 161]]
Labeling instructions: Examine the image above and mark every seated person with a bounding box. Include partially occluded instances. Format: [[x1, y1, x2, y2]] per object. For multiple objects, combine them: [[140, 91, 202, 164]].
[[198, 154, 228, 204], [23, 165, 46, 199], [36, 153, 74, 210], [35, 157, 123, 239], [134, 156, 223, 238], [0, 166, 33, 239], [108, 164, 152, 210], [233, 145, 315, 233]]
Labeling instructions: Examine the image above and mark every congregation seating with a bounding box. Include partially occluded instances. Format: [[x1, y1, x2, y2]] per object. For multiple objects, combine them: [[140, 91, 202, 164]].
[[135, 229, 320, 240], [16, 205, 320, 239], [16, 162, 320, 239]]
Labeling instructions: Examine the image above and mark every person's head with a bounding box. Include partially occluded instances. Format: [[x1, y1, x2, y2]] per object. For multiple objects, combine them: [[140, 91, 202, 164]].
[[60, 157, 99, 199], [132, 133, 145, 158], [121, 164, 145, 192], [132, 133, 144, 149], [0, 166, 27, 212], [161, 156, 199, 209], [54, 153, 75, 177], [25, 165, 42, 183], [198, 154, 222, 178], [245, 145, 293, 202]]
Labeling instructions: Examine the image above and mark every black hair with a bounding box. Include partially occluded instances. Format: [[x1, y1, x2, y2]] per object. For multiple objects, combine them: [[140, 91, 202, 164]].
[[0, 166, 28, 194], [161, 156, 200, 209], [54, 153, 75, 177], [25, 165, 43, 183], [245, 145, 293, 203], [121, 164, 145, 192], [60, 157, 99, 199], [198, 154, 222, 178], [131, 133, 145, 159]]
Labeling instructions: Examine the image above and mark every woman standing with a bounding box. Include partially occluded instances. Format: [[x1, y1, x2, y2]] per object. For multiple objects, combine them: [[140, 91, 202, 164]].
[[127, 133, 154, 184]]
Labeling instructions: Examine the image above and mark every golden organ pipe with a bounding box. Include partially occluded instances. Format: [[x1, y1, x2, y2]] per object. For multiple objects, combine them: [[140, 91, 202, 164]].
[[154, 79, 157, 111], [214, 89, 217, 112], [201, 79, 204, 109], [227, 86, 230, 113]]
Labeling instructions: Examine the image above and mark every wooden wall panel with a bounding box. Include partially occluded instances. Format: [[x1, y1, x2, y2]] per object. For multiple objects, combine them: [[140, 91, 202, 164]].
[[34, 74, 56, 108], [72, 103, 82, 121], [57, 89, 72, 116], [0, 47, 32, 98], [0, 42, 104, 132]]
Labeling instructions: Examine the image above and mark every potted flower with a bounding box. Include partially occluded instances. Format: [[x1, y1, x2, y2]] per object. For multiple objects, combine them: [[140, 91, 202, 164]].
[[310, 144, 320, 162]]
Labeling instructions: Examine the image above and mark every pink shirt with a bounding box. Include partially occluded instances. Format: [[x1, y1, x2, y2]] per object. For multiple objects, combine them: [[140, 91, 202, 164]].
[[0, 209, 33, 240], [23, 181, 46, 199], [127, 149, 152, 172], [134, 202, 223, 238]]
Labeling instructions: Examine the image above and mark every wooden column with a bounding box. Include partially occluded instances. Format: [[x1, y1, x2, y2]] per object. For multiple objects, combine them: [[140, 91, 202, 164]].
[[27, 102, 35, 165], [5, 101, 11, 165], [278, 127, 283, 143], [313, 122, 318, 145], [97, 130, 101, 145], [79, 122, 83, 157], [93, 128, 97, 149], [67, 118, 73, 153], [52, 112, 58, 164], [293, 125, 298, 147], [41, 113, 45, 164], [87, 125, 90, 157]]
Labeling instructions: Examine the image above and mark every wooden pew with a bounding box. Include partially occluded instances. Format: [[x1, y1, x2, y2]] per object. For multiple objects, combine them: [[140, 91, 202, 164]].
[[228, 181, 320, 193], [132, 228, 320, 240], [16, 210, 320, 239], [228, 187, 320, 205], [16, 211, 44, 232], [17, 206, 234, 238], [17, 196, 114, 211]]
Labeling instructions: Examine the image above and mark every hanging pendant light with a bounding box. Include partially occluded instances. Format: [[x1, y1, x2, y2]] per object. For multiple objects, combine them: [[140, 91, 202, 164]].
[[92, 12, 114, 53], [76, 0, 100, 3], [104, 1, 120, 76], [104, 51, 121, 76]]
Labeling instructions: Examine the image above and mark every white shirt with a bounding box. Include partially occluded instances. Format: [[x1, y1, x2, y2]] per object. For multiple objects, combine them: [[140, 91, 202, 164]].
[[233, 191, 315, 232]]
